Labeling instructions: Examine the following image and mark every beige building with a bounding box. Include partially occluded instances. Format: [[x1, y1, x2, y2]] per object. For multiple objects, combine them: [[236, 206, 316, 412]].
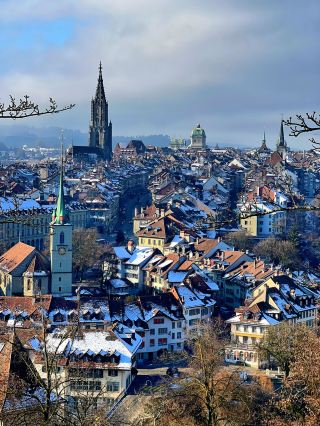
[[225, 275, 317, 369]]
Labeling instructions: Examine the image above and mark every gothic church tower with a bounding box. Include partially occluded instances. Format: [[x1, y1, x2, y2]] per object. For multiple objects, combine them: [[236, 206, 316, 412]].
[[89, 62, 112, 161], [276, 120, 288, 160], [49, 154, 73, 296]]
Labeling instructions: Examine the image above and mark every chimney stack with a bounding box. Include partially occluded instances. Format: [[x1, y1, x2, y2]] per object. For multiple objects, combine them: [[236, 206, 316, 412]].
[[127, 239, 135, 253]]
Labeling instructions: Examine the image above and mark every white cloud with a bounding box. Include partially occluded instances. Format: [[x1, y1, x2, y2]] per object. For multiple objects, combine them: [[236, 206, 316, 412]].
[[0, 0, 318, 147]]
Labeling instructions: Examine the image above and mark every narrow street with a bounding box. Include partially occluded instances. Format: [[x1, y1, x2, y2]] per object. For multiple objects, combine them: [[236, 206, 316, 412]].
[[117, 187, 152, 240]]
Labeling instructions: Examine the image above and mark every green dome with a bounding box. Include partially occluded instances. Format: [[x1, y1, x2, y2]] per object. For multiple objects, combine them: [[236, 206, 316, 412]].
[[191, 124, 206, 138]]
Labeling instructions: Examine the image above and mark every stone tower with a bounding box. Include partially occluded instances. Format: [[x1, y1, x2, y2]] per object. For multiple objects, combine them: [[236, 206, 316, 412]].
[[276, 120, 288, 160], [49, 153, 73, 296], [89, 62, 112, 161]]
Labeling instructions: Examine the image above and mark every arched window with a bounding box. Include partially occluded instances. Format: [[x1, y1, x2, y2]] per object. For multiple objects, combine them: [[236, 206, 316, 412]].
[[60, 232, 64, 244]]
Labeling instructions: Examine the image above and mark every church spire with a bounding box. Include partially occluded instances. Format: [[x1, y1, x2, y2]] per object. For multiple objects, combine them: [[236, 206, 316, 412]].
[[279, 119, 285, 147], [96, 61, 106, 100], [52, 135, 68, 225]]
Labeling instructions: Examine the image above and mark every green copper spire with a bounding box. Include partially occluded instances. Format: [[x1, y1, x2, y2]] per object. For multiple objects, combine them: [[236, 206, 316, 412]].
[[52, 137, 68, 225]]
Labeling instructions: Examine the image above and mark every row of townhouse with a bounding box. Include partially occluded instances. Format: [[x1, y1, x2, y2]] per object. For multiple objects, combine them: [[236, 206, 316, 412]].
[[225, 275, 318, 369], [110, 237, 232, 291], [0, 282, 216, 367]]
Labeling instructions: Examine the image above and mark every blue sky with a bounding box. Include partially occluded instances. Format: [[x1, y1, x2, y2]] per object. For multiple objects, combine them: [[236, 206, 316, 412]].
[[0, 0, 319, 149]]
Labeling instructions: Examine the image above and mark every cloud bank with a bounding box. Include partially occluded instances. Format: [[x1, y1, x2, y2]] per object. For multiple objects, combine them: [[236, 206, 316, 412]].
[[0, 0, 319, 148]]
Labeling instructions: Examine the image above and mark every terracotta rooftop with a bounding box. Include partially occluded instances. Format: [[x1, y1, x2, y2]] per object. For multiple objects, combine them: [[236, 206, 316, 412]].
[[26, 252, 50, 273], [0, 242, 35, 273], [0, 335, 13, 410], [0, 295, 52, 315]]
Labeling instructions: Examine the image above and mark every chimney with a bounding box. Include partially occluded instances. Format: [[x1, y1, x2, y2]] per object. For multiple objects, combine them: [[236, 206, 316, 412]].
[[127, 240, 135, 253], [218, 236, 222, 243], [221, 251, 225, 261], [134, 207, 138, 217]]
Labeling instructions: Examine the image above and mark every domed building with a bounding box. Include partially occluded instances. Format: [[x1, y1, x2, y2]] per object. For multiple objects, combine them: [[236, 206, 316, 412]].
[[189, 124, 207, 150]]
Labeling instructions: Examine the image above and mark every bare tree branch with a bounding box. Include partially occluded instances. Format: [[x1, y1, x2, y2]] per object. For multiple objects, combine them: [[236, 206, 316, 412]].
[[0, 95, 75, 119]]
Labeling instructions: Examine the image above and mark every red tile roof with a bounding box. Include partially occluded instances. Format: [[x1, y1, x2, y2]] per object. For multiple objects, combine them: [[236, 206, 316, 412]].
[[0, 242, 35, 273]]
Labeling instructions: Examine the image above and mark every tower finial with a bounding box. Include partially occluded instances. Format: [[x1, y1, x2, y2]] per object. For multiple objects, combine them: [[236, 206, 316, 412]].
[[52, 130, 68, 225], [99, 61, 102, 75], [60, 129, 64, 167]]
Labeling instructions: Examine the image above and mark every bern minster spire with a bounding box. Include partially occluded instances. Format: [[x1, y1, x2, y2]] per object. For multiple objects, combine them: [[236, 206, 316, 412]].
[[89, 62, 113, 161]]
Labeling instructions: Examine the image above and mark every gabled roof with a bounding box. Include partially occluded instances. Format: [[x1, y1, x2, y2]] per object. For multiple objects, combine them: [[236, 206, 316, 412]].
[[0, 242, 35, 273], [25, 252, 50, 273]]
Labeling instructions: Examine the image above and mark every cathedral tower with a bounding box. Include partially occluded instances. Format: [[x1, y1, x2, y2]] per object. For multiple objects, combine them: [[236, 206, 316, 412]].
[[276, 120, 288, 160], [89, 62, 112, 161], [49, 152, 73, 296]]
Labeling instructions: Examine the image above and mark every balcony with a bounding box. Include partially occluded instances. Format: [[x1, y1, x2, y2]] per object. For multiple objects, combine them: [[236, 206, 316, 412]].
[[226, 342, 257, 351]]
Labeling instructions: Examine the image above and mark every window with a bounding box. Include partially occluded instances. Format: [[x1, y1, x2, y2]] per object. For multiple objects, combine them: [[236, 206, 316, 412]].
[[189, 319, 198, 326], [172, 332, 175, 339], [177, 332, 182, 339], [154, 318, 164, 324], [158, 338, 167, 346], [59, 287, 61, 292], [177, 321, 182, 328], [201, 308, 208, 315], [107, 381, 120, 392], [108, 370, 118, 377], [60, 232, 64, 244], [158, 328, 167, 335], [149, 329, 155, 335], [189, 308, 200, 316], [150, 339, 155, 347], [27, 279, 31, 291], [172, 322, 176, 329]]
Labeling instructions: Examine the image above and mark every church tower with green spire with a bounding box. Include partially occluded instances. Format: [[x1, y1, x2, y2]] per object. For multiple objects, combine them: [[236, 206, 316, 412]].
[[49, 150, 73, 296]]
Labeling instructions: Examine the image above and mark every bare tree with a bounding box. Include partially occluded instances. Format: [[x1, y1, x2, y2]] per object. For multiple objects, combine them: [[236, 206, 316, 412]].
[[143, 321, 271, 426], [256, 322, 312, 378], [284, 113, 320, 146], [72, 228, 104, 281], [0, 95, 75, 119]]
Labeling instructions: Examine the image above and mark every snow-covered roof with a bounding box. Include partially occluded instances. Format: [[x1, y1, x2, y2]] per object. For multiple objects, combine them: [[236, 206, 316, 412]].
[[36, 330, 141, 370], [167, 271, 188, 283], [176, 285, 205, 308]]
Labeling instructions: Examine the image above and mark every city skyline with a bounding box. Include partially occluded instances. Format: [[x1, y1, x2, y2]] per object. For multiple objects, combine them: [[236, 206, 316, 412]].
[[0, 0, 319, 149]]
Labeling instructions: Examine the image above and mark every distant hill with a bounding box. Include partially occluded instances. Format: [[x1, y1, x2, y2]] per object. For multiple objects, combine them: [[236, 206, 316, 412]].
[[0, 125, 171, 149], [0, 141, 8, 151]]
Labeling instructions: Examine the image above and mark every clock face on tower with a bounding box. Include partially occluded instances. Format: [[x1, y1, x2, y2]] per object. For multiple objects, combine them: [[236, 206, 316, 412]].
[[58, 247, 66, 255]]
